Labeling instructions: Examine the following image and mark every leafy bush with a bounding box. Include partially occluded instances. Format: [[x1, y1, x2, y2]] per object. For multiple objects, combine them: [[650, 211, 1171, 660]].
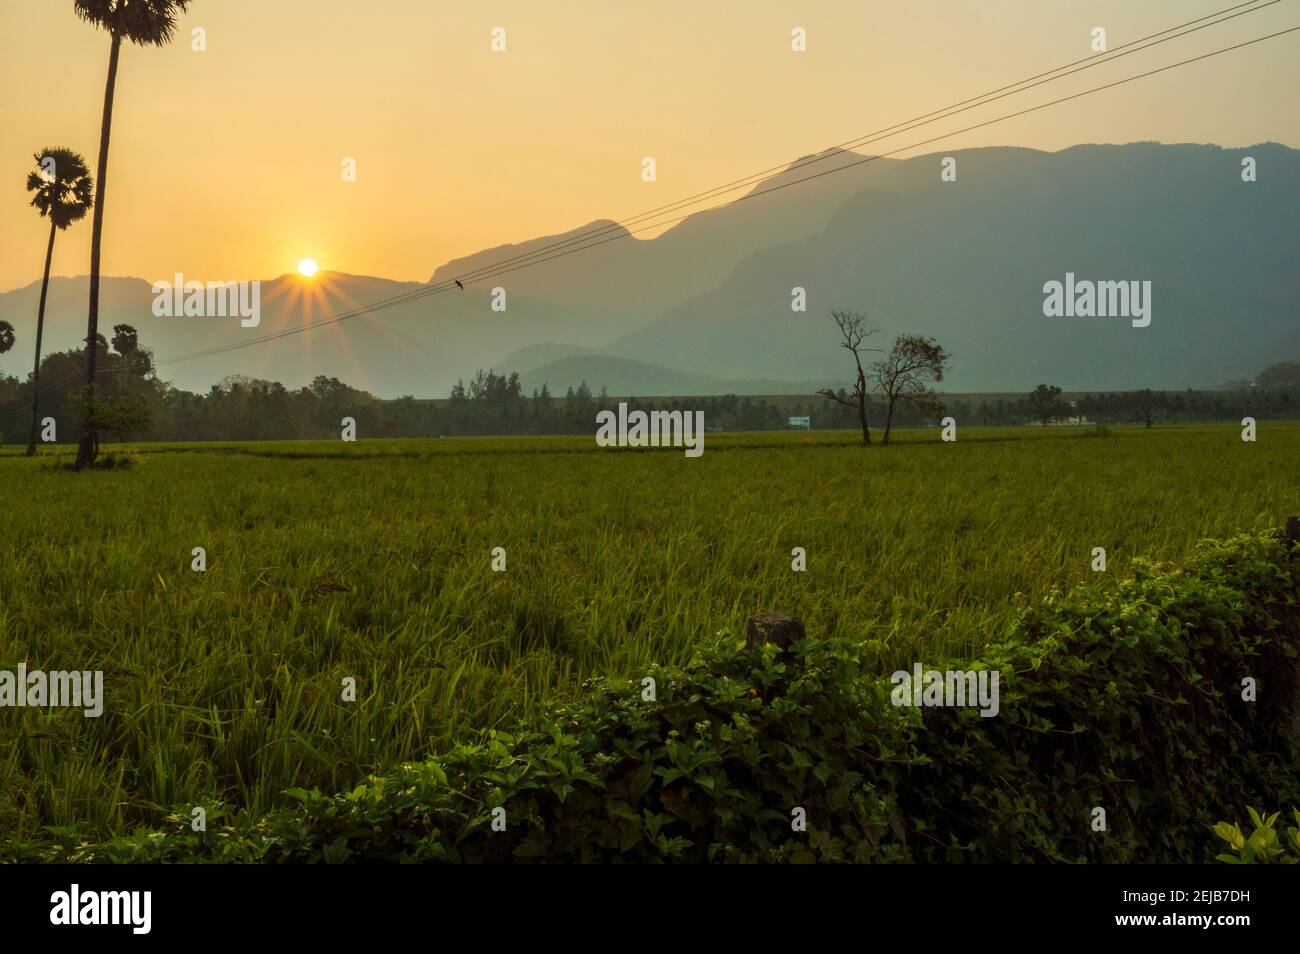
[[89, 449, 141, 470], [1213, 808, 1300, 863], [6, 527, 1297, 863]]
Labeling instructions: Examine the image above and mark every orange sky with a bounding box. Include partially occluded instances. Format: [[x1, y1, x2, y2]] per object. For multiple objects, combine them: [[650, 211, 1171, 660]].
[[2, 0, 1297, 293]]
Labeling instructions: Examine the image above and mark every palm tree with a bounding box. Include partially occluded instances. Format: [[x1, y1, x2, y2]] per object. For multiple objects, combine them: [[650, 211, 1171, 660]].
[[25, 148, 94, 456], [72, 0, 193, 470]]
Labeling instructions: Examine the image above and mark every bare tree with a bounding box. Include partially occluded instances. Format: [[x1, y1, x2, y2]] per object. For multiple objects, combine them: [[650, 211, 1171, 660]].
[[1127, 388, 1159, 429], [872, 335, 951, 445], [817, 309, 881, 445]]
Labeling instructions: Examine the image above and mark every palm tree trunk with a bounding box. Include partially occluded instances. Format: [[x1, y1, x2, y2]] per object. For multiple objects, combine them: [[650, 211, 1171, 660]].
[[26, 218, 59, 456], [75, 30, 122, 471]]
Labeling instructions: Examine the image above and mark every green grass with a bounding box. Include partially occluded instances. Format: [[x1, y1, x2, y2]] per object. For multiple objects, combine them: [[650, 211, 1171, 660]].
[[1, 422, 1295, 843]]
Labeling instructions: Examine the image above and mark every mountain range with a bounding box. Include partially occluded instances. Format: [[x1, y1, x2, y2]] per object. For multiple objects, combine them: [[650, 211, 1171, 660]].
[[1, 142, 1295, 398]]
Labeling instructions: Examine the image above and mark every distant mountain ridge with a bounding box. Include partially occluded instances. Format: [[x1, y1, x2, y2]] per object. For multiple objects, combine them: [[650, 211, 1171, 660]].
[[607, 142, 1299, 392], [1, 142, 1294, 397]]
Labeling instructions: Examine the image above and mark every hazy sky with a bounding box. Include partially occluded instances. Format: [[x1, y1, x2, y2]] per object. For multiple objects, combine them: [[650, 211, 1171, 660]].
[[1, 0, 1296, 293]]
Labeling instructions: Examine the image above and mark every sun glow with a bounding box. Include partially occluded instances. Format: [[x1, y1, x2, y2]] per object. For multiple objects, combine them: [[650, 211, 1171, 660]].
[[297, 258, 319, 278]]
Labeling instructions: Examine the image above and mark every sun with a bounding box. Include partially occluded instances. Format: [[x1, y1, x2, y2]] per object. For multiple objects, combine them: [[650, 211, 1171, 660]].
[[297, 258, 319, 278]]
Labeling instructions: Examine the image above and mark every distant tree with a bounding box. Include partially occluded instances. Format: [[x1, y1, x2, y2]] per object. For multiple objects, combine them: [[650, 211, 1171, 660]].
[[25, 147, 94, 455], [565, 381, 595, 432], [817, 309, 881, 445], [73, 0, 195, 470], [1127, 389, 1160, 429], [871, 335, 951, 445], [1029, 384, 1065, 425], [1256, 361, 1300, 389], [534, 382, 553, 429], [0, 321, 14, 355], [111, 323, 137, 355], [109, 322, 153, 389], [94, 392, 152, 443]]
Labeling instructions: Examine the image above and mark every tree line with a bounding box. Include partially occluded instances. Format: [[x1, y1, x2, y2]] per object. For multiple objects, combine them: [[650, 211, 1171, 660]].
[[3, 338, 1297, 445], [952, 378, 1300, 429]]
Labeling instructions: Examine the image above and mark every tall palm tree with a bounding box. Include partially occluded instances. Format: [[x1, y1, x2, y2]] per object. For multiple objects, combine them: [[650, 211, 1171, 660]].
[[25, 148, 94, 456], [72, 0, 192, 470]]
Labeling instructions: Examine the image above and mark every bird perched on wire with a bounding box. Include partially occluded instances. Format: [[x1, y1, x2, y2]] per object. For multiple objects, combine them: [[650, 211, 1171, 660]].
[[455, 280, 464, 290]]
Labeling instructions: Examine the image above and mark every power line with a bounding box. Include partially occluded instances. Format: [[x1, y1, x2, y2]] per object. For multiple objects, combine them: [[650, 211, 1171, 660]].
[[469, 23, 1300, 283], [153, 20, 1299, 370], [416, 0, 1284, 292], [21, 2, 1293, 392], [122, 3, 1289, 366]]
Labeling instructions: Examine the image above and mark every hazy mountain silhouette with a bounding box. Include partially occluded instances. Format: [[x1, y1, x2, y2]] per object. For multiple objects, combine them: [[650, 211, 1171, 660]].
[[609, 141, 1299, 392], [427, 148, 886, 318], [496, 341, 601, 374], [0, 148, 881, 395], [1, 142, 1293, 397]]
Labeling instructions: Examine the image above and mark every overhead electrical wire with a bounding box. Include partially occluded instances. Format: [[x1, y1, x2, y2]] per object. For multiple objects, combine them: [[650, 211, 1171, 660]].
[[19, 0, 1290, 392]]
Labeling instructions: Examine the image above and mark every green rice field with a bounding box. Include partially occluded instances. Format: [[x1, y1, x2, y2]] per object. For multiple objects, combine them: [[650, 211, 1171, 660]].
[[1, 422, 1295, 843]]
